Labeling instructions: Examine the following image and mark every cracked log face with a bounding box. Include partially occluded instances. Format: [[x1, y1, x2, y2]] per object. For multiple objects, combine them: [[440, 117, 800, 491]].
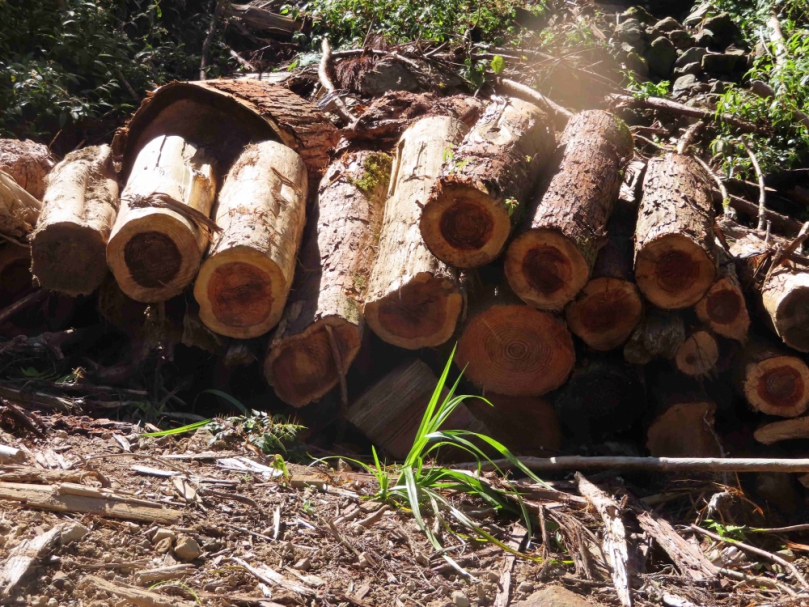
[[742, 351, 809, 418], [635, 154, 716, 309], [695, 246, 749, 342], [646, 399, 721, 458], [674, 330, 719, 377], [762, 268, 809, 353]]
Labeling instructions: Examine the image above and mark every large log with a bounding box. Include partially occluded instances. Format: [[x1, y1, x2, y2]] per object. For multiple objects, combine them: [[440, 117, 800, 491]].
[[0, 139, 54, 200], [0, 246, 35, 309], [364, 116, 467, 349], [565, 202, 643, 351], [420, 97, 555, 268], [107, 135, 217, 303], [635, 154, 717, 309], [695, 246, 750, 342], [505, 110, 633, 310], [738, 339, 809, 418], [674, 328, 719, 377], [465, 393, 562, 454], [264, 151, 389, 406], [456, 283, 575, 396], [30, 146, 119, 296], [194, 141, 307, 338]]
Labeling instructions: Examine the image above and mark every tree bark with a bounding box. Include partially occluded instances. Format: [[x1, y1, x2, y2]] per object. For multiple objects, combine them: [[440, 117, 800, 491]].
[[194, 141, 307, 338], [695, 246, 750, 342], [635, 154, 717, 309], [465, 393, 562, 454], [0, 245, 35, 309], [107, 135, 217, 303], [0, 171, 41, 243], [674, 329, 719, 377], [421, 97, 555, 268], [505, 110, 633, 310], [30, 146, 119, 296], [623, 308, 686, 365], [264, 151, 389, 406], [738, 338, 809, 418], [0, 139, 54, 200], [364, 116, 467, 349], [565, 202, 643, 351]]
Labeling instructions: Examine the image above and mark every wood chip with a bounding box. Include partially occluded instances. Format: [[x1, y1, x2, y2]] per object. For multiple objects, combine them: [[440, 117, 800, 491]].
[[216, 457, 283, 479], [80, 574, 197, 606], [131, 465, 182, 478], [135, 564, 197, 585], [1, 523, 68, 596], [232, 557, 315, 597], [113, 434, 132, 452]]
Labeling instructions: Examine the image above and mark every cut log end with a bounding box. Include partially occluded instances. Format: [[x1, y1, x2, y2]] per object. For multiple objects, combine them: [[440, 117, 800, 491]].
[[506, 229, 589, 310], [456, 304, 575, 396], [635, 234, 716, 309], [420, 185, 509, 268], [675, 330, 719, 377], [265, 317, 361, 407], [772, 282, 809, 352], [565, 277, 643, 351], [696, 276, 750, 342], [744, 356, 809, 418], [364, 274, 462, 349], [647, 401, 721, 458], [31, 224, 108, 296]]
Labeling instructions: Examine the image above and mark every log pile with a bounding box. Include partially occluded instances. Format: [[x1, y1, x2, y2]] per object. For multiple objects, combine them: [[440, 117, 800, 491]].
[[2, 69, 809, 467]]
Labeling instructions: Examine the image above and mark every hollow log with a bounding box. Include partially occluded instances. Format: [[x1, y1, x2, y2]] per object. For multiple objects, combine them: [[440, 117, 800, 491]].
[[107, 135, 217, 303], [0, 139, 54, 200], [30, 146, 119, 296], [456, 283, 575, 396], [623, 308, 686, 365], [194, 141, 306, 338], [363, 116, 467, 349], [635, 154, 717, 309], [754, 417, 809, 445], [505, 110, 633, 310], [565, 202, 643, 351], [674, 329, 719, 377], [738, 339, 809, 418], [0, 246, 35, 309], [421, 97, 555, 268], [264, 151, 389, 406], [0, 171, 41, 243], [695, 247, 750, 342], [465, 393, 562, 454]]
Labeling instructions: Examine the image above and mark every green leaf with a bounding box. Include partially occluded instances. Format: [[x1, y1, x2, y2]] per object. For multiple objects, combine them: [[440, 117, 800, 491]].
[[490, 55, 505, 75]]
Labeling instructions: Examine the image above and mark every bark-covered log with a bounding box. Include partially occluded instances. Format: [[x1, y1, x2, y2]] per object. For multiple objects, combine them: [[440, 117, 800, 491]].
[[465, 393, 562, 453], [107, 135, 217, 303], [695, 246, 750, 342], [0, 171, 41, 243], [635, 154, 717, 309], [30, 146, 119, 296], [456, 283, 575, 396], [420, 97, 555, 268], [505, 110, 633, 310], [0, 246, 35, 309], [623, 308, 686, 365], [0, 139, 54, 200], [738, 339, 809, 418], [264, 151, 389, 406], [364, 116, 467, 349], [674, 329, 719, 377], [565, 202, 643, 351], [194, 141, 307, 338]]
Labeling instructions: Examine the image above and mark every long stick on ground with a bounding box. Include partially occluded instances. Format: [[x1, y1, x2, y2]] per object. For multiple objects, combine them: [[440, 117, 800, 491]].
[[455, 456, 809, 473], [741, 137, 767, 231]]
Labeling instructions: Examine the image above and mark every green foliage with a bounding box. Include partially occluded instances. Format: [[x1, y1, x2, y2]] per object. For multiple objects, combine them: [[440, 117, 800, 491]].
[[490, 55, 506, 75], [142, 419, 212, 437], [622, 70, 670, 99], [348, 152, 393, 194], [208, 409, 305, 454], [705, 0, 808, 37], [702, 519, 749, 542]]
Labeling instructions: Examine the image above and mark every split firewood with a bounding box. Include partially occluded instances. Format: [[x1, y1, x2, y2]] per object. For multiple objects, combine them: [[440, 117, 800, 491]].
[[80, 575, 197, 607], [30, 145, 119, 296], [754, 416, 809, 445], [565, 201, 643, 351], [421, 96, 555, 268], [464, 393, 562, 453], [635, 154, 717, 309], [0, 245, 35, 309], [0, 523, 75, 597], [0, 170, 42, 243], [363, 116, 467, 349], [624, 308, 686, 365], [265, 151, 389, 406], [194, 141, 307, 338], [456, 282, 575, 396], [695, 246, 750, 342], [674, 329, 719, 377], [0, 139, 54, 200], [738, 338, 809, 417], [634, 511, 717, 581], [108, 135, 217, 303]]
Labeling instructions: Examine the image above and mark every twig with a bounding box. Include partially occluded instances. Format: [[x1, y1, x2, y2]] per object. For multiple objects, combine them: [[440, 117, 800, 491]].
[[229, 48, 255, 70], [715, 567, 798, 596], [498, 78, 573, 126], [0, 290, 47, 326], [693, 157, 729, 207], [318, 38, 355, 123], [741, 137, 767, 231], [714, 190, 803, 235], [690, 525, 809, 591], [634, 134, 675, 151], [769, 221, 809, 270], [676, 121, 704, 155], [752, 523, 809, 534]]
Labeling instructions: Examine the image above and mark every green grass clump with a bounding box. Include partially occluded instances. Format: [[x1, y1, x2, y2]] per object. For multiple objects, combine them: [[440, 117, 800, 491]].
[[350, 152, 393, 195]]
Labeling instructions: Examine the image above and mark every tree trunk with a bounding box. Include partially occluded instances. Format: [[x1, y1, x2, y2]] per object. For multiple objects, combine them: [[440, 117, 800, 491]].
[[695, 246, 750, 342], [0, 139, 54, 200], [738, 339, 809, 418], [505, 110, 633, 310], [456, 282, 575, 396], [421, 97, 555, 268], [264, 151, 389, 406], [194, 141, 307, 338], [30, 146, 119, 296], [0, 171, 41, 243], [674, 329, 719, 377], [465, 393, 562, 454], [0, 245, 35, 309], [107, 135, 217, 303], [635, 154, 717, 309], [623, 308, 685, 365], [364, 116, 467, 349], [565, 202, 643, 351]]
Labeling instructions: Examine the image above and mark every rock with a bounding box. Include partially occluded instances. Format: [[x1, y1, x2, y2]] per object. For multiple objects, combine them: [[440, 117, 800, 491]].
[[625, 52, 649, 77], [620, 6, 654, 24], [648, 16, 682, 37], [451, 590, 471, 607], [684, 2, 711, 27], [173, 535, 202, 561], [514, 586, 594, 606], [702, 52, 745, 75], [703, 12, 742, 47], [694, 29, 715, 47], [711, 81, 731, 94], [615, 18, 644, 43], [59, 523, 89, 545], [674, 61, 702, 76], [154, 537, 173, 554], [676, 47, 708, 68], [646, 36, 677, 78], [673, 74, 699, 93], [151, 528, 175, 544], [517, 581, 535, 593], [357, 57, 420, 95], [669, 30, 695, 50], [293, 558, 311, 571]]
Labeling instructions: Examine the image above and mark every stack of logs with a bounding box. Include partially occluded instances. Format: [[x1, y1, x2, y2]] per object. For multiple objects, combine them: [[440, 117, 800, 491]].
[[2, 78, 809, 462]]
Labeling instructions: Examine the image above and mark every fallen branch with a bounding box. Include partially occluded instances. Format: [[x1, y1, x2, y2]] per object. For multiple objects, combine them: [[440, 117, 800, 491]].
[[318, 38, 355, 123], [713, 189, 803, 235], [767, 11, 788, 71], [676, 121, 704, 155], [497, 78, 573, 128], [740, 137, 767, 231], [456, 456, 809, 473]]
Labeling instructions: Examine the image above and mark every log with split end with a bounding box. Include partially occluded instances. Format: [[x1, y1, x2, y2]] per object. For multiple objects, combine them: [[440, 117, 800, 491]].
[[265, 151, 389, 406], [674, 329, 719, 377], [421, 96, 555, 268], [31, 146, 119, 296], [635, 154, 717, 309], [505, 110, 633, 310], [739, 339, 809, 418], [108, 135, 217, 303], [195, 141, 307, 339], [364, 116, 467, 349], [695, 247, 750, 343]]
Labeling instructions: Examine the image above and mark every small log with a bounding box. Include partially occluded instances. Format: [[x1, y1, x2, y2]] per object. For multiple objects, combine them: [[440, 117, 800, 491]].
[[623, 308, 685, 365], [674, 329, 719, 377], [0, 139, 54, 199], [0, 245, 35, 309], [80, 575, 196, 607], [30, 145, 119, 296], [738, 339, 809, 418], [635, 154, 716, 309], [364, 116, 467, 349], [107, 135, 217, 303], [565, 202, 643, 351], [761, 265, 809, 353], [456, 283, 575, 396], [695, 247, 750, 342], [265, 151, 388, 406], [505, 110, 633, 310], [754, 416, 809, 445], [465, 393, 562, 453], [0, 170, 41, 243], [194, 141, 307, 338], [421, 96, 555, 268]]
